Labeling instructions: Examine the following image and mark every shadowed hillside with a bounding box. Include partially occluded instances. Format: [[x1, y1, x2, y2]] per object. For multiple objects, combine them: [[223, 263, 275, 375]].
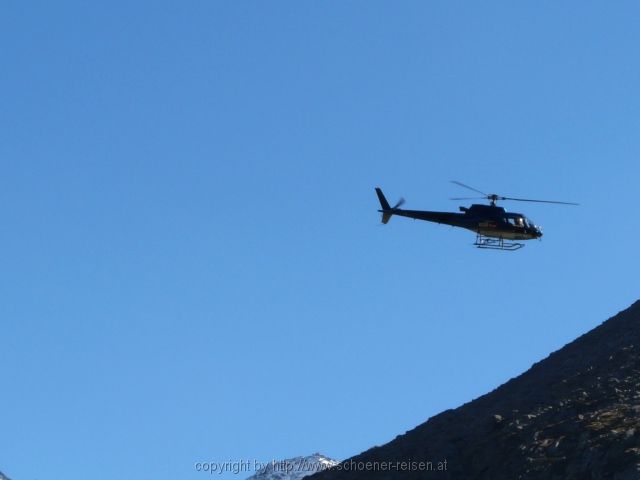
[[311, 301, 640, 480]]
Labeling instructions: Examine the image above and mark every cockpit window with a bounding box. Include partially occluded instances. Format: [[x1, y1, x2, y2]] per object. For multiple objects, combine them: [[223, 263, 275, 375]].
[[506, 216, 525, 227]]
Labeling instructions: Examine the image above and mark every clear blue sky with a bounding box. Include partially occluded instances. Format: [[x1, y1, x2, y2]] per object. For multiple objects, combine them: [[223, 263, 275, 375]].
[[2, 2, 639, 479]]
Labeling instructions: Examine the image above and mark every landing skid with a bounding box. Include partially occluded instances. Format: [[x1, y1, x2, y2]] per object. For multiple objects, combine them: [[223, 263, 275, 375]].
[[474, 234, 524, 251]]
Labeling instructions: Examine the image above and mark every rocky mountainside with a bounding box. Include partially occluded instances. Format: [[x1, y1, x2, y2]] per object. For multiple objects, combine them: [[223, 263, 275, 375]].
[[309, 301, 640, 480], [248, 453, 338, 480]]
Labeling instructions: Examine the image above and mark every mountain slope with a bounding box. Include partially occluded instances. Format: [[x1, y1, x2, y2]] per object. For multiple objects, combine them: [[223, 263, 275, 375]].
[[310, 300, 640, 480]]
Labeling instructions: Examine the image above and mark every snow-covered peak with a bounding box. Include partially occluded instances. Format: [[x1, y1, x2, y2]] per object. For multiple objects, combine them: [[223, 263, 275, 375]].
[[247, 453, 338, 480]]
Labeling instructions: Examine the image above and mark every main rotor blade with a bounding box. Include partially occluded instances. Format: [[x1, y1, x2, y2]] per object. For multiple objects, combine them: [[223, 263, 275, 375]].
[[451, 181, 488, 196], [450, 196, 485, 201], [501, 196, 579, 206]]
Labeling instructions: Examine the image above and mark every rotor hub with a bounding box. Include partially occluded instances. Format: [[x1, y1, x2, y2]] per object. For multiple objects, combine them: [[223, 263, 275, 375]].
[[488, 194, 500, 205]]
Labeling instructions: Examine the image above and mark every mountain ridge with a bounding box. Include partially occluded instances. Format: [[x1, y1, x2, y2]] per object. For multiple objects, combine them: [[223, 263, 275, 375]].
[[309, 300, 640, 479]]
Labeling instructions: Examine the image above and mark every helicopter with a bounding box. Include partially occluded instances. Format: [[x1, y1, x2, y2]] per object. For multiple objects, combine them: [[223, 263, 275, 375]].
[[375, 181, 578, 250]]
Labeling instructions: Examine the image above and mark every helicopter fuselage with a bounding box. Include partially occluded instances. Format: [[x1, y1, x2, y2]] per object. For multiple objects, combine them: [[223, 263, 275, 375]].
[[382, 203, 543, 240]]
